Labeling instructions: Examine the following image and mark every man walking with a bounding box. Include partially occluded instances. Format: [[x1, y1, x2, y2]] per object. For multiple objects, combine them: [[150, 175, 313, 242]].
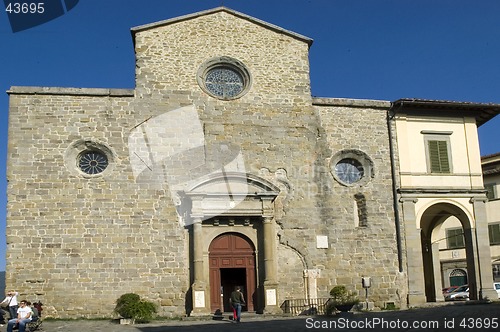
[[230, 286, 246, 323]]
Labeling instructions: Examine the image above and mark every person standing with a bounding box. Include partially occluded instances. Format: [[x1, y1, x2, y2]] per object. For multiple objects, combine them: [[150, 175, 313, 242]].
[[7, 300, 32, 332], [0, 291, 19, 320], [229, 286, 245, 323]]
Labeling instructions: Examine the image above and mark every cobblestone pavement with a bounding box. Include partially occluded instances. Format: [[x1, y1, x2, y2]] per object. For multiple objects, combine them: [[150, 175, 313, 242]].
[[12, 301, 500, 331]]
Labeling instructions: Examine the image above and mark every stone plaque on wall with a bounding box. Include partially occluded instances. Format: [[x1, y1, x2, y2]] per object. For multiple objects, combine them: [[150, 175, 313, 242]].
[[194, 291, 205, 308], [316, 235, 329, 249], [266, 289, 276, 306]]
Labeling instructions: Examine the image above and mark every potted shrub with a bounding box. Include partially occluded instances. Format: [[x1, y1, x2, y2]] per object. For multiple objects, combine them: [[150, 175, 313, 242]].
[[115, 293, 157, 324], [326, 285, 360, 315]]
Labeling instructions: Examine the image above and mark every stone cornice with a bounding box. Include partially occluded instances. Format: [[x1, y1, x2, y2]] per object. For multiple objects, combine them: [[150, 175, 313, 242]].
[[312, 97, 390, 109], [7, 86, 135, 97], [399, 187, 486, 196]]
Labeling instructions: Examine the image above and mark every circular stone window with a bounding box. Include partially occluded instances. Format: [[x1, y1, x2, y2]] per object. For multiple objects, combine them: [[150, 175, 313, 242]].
[[197, 57, 251, 100], [78, 151, 109, 175], [334, 158, 364, 184], [330, 150, 374, 187], [64, 140, 115, 177]]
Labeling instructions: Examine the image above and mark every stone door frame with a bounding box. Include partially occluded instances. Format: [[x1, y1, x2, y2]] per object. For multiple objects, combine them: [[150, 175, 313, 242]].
[[183, 172, 282, 315]]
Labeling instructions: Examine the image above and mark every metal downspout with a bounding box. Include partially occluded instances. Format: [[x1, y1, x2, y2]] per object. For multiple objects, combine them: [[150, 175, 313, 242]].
[[387, 105, 403, 272]]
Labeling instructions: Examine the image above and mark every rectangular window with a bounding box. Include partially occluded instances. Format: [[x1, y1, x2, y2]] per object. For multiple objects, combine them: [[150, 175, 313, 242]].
[[493, 264, 500, 280], [489, 223, 500, 245], [428, 140, 451, 173], [485, 183, 496, 200], [446, 228, 465, 249]]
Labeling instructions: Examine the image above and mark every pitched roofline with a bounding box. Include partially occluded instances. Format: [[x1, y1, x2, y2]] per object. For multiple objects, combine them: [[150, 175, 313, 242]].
[[130, 6, 313, 48], [391, 98, 500, 127]]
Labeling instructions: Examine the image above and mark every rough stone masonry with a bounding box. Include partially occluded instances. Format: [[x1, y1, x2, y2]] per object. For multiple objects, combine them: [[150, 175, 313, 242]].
[[6, 8, 404, 318]]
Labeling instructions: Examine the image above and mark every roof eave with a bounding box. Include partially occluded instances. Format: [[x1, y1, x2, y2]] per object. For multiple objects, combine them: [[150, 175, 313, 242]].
[[391, 98, 500, 127]]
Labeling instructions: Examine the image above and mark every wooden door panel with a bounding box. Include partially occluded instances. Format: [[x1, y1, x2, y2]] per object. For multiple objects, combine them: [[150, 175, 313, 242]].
[[209, 268, 221, 310], [246, 266, 256, 311], [209, 233, 257, 313]]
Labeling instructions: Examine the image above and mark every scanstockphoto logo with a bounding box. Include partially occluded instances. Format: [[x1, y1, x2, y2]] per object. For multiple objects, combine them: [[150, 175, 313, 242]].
[[128, 105, 247, 227], [3, 0, 79, 32]]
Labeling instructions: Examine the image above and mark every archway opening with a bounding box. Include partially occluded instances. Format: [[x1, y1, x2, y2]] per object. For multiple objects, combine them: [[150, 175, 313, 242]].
[[419, 202, 476, 302], [209, 232, 256, 313], [220, 268, 246, 312]]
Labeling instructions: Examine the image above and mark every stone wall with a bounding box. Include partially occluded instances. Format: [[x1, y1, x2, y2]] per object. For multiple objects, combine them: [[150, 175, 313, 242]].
[[133, 10, 312, 107], [6, 88, 189, 317], [310, 98, 403, 307], [6, 9, 406, 317]]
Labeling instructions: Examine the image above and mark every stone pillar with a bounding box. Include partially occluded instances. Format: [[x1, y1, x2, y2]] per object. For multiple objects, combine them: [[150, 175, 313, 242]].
[[431, 242, 443, 301], [471, 198, 498, 301], [464, 227, 479, 300], [304, 269, 320, 300], [401, 198, 427, 305], [191, 216, 209, 315], [262, 215, 280, 313]]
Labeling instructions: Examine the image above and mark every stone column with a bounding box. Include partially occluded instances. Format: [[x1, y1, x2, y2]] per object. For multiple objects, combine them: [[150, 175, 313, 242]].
[[262, 215, 280, 313], [401, 198, 427, 305], [431, 242, 443, 301], [191, 216, 209, 315], [470, 198, 498, 301], [304, 269, 320, 300]]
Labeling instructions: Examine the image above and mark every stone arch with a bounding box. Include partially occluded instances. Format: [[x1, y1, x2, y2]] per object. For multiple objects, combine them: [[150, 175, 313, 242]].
[[277, 233, 310, 269], [418, 202, 477, 302], [416, 199, 474, 230], [276, 243, 307, 301]]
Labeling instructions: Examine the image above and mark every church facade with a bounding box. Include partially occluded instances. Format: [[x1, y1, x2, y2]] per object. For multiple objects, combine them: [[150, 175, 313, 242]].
[[5, 7, 499, 318]]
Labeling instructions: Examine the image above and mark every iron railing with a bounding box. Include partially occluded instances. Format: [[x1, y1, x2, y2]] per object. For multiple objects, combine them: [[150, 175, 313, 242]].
[[280, 298, 330, 316]]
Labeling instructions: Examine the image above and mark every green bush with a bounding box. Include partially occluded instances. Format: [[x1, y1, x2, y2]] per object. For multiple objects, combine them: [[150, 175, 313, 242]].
[[115, 293, 140, 313], [325, 285, 360, 315], [115, 293, 157, 323]]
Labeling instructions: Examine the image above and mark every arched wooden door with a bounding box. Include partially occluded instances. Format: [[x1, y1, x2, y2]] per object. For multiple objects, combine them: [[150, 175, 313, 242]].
[[209, 233, 256, 312]]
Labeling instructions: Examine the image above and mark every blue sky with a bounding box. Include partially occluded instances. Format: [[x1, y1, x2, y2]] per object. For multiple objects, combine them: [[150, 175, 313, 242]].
[[1, 0, 500, 271]]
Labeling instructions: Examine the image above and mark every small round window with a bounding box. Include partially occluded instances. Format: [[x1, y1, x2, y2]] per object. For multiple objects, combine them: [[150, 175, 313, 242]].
[[335, 158, 364, 184], [197, 56, 251, 100], [330, 150, 374, 187], [78, 151, 109, 175]]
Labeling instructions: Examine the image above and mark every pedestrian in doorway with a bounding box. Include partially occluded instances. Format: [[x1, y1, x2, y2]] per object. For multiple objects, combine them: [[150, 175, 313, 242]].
[[229, 286, 245, 323]]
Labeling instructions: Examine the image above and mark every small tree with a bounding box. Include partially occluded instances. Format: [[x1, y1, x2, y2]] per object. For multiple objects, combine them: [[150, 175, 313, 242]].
[[114, 293, 157, 323]]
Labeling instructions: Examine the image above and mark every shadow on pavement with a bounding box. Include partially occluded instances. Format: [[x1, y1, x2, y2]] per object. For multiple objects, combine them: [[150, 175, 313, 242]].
[[135, 318, 307, 332], [134, 302, 500, 332]]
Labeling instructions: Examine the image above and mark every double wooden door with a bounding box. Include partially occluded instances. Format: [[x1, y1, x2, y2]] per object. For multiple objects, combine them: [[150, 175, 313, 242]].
[[209, 233, 256, 312]]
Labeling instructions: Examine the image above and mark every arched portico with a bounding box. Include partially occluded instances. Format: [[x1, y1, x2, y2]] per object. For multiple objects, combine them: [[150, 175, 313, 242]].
[[402, 197, 497, 305], [419, 202, 477, 301], [182, 172, 281, 315]]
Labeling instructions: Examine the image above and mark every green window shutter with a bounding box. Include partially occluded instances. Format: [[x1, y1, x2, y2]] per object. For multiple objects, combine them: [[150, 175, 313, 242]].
[[489, 224, 500, 245], [447, 228, 465, 249], [428, 140, 450, 173]]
